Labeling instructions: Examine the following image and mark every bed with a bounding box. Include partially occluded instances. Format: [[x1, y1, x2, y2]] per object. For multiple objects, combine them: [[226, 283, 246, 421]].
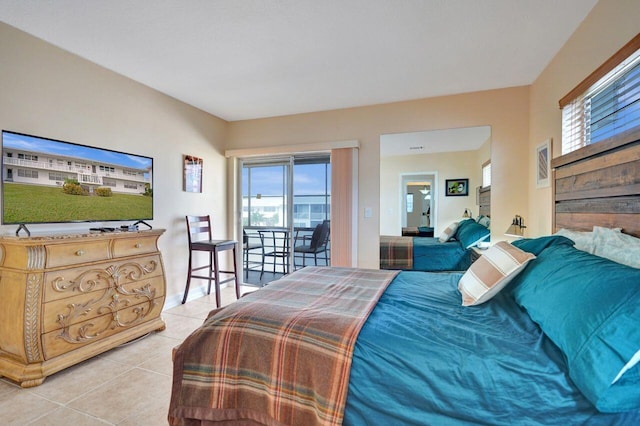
[[379, 235, 471, 271], [401, 226, 434, 237], [169, 137, 640, 425], [379, 218, 489, 271]]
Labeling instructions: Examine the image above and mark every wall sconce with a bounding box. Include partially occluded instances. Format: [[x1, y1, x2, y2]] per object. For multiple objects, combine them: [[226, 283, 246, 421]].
[[505, 215, 526, 238], [462, 208, 472, 218]]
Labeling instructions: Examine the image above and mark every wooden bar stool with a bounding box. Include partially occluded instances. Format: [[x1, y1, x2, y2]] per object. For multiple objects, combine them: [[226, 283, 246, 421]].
[[183, 215, 239, 307]]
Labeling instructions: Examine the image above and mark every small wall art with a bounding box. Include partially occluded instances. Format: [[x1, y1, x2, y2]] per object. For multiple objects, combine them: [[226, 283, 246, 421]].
[[536, 139, 551, 188], [183, 155, 203, 193], [445, 178, 469, 196]]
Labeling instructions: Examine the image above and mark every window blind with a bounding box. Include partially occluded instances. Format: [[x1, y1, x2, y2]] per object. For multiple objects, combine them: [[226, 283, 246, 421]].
[[482, 161, 491, 188], [590, 60, 640, 144], [561, 35, 640, 155], [561, 94, 588, 154]]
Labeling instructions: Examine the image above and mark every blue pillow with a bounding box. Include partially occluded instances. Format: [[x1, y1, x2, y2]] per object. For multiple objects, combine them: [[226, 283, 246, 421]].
[[510, 243, 640, 412], [512, 235, 574, 256], [455, 218, 490, 249]]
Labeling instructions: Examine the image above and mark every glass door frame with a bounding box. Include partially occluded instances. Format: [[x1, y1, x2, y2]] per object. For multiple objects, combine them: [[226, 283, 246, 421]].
[[240, 156, 295, 281], [237, 153, 332, 283]]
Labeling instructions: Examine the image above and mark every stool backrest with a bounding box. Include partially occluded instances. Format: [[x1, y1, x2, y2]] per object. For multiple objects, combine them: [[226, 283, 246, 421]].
[[186, 215, 212, 245]]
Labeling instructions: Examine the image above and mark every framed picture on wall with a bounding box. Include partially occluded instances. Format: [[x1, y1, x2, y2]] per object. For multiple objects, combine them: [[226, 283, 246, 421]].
[[184, 155, 203, 193], [536, 139, 551, 188], [445, 178, 469, 196]]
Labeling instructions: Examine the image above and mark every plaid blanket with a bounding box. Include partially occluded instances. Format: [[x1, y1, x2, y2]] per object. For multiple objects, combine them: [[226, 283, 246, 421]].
[[380, 235, 413, 269], [169, 266, 399, 426]]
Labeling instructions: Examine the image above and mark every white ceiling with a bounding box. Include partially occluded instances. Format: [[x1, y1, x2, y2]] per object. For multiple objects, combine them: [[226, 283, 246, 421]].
[[0, 0, 598, 121], [380, 125, 491, 157]]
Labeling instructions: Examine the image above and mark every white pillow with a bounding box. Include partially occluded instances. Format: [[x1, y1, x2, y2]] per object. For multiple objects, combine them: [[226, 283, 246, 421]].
[[458, 241, 536, 306], [593, 226, 640, 268], [438, 222, 458, 243], [554, 228, 596, 254]]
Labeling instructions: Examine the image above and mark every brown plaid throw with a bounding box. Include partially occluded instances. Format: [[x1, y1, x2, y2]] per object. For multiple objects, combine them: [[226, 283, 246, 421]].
[[169, 266, 399, 426], [379, 235, 413, 269]]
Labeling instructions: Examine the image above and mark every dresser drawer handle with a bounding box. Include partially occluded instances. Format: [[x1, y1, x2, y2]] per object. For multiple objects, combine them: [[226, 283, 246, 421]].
[[76, 250, 85, 256], [135, 243, 142, 248]]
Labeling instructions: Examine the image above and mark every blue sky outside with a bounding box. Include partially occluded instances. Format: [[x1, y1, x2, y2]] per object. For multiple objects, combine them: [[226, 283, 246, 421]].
[[2, 131, 152, 170], [242, 163, 331, 196]]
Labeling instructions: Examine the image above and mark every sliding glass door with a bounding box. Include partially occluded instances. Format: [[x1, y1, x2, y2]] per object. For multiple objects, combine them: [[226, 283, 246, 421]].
[[241, 154, 330, 286], [243, 159, 292, 229], [292, 157, 331, 229]]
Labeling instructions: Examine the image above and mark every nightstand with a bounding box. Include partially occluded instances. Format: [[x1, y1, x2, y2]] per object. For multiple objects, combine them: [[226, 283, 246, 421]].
[[470, 247, 485, 263]]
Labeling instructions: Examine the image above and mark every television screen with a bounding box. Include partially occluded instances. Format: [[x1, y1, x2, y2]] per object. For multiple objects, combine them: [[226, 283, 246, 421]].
[[2, 130, 153, 225]]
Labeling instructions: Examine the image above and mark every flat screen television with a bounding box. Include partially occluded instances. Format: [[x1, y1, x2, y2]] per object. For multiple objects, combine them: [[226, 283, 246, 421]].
[[1, 130, 153, 227]]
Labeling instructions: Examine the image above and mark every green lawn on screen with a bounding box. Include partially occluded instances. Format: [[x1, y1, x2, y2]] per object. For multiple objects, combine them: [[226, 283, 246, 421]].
[[3, 183, 152, 223]]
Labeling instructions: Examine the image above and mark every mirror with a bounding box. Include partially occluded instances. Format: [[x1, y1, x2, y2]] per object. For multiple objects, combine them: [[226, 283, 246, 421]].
[[380, 126, 491, 239]]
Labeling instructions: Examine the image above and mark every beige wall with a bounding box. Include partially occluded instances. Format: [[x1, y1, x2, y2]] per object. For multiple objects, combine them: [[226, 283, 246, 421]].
[[528, 0, 640, 236], [0, 22, 229, 307], [227, 87, 530, 268], [380, 149, 483, 236]]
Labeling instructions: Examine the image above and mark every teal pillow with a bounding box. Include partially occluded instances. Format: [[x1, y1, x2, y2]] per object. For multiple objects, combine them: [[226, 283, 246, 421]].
[[510, 244, 640, 412], [455, 218, 490, 249], [512, 235, 574, 255]]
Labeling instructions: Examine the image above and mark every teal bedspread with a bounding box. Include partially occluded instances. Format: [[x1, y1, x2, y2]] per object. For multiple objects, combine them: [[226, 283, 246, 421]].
[[344, 271, 640, 425], [412, 237, 471, 271]]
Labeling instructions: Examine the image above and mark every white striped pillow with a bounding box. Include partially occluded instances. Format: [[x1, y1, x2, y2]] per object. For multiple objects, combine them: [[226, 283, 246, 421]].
[[458, 241, 535, 306], [438, 221, 459, 242]]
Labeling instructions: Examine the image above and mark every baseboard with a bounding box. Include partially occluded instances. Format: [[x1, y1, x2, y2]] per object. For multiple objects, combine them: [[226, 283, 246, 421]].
[[163, 283, 208, 310], [163, 282, 237, 311]]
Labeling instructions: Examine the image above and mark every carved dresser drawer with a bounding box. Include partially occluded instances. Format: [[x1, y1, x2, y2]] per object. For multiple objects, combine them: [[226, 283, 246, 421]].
[[0, 229, 166, 388], [42, 287, 165, 359], [42, 254, 163, 303], [46, 240, 111, 268], [112, 234, 159, 257]]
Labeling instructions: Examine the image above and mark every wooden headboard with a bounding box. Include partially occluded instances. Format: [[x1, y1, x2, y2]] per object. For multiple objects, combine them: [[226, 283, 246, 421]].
[[552, 134, 640, 238]]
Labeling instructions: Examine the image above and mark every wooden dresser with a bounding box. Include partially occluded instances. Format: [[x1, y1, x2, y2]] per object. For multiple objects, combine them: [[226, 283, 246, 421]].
[[0, 229, 166, 387]]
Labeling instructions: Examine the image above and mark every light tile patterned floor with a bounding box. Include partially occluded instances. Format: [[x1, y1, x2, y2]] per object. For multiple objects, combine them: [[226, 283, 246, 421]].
[[0, 285, 253, 425]]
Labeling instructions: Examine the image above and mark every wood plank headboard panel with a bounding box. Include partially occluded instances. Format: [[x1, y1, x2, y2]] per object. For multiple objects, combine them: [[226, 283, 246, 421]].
[[552, 135, 640, 238]]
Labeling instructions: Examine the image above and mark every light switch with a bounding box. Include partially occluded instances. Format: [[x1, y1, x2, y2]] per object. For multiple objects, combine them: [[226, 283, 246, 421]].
[[364, 207, 373, 218]]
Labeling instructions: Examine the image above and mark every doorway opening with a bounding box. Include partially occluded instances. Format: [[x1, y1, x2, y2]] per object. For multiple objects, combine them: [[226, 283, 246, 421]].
[[402, 174, 436, 236]]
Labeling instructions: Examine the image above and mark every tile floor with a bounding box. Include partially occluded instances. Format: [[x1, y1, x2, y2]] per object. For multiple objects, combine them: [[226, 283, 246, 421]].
[[0, 285, 256, 425]]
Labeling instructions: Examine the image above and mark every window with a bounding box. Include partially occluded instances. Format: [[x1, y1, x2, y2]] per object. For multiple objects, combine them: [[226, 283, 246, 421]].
[[18, 169, 38, 178], [49, 172, 67, 181], [18, 153, 38, 161], [102, 178, 116, 187], [561, 35, 640, 155], [124, 182, 138, 189], [482, 160, 491, 188], [406, 193, 414, 213]]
